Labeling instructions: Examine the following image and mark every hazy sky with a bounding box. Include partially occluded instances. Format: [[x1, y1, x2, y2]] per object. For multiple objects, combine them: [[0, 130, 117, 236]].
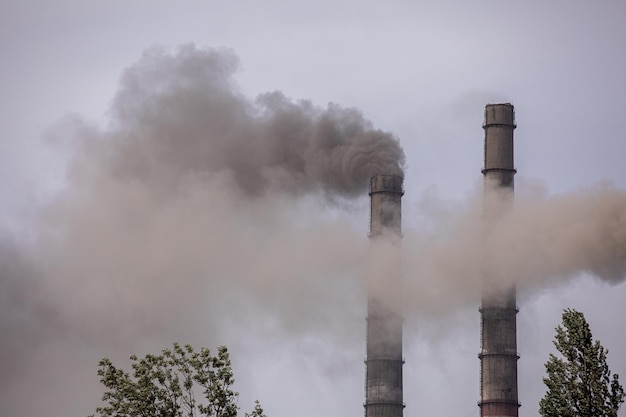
[[1, 1, 625, 417]]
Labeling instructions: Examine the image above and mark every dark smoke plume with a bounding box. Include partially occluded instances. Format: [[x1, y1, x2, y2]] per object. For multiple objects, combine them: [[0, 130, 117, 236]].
[[87, 44, 405, 199]]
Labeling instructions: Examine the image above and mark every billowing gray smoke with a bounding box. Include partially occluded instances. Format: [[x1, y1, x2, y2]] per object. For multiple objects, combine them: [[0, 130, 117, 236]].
[[0, 44, 404, 417], [95, 44, 404, 199]]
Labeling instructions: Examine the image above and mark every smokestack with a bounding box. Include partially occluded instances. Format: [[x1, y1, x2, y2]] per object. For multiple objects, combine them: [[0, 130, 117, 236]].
[[479, 103, 520, 417], [365, 174, 404, 417]]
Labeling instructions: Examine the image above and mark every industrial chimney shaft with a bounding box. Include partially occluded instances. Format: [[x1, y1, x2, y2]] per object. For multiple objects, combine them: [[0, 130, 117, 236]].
[[479, 103, 520, 417], [365, 174, 404, 417]]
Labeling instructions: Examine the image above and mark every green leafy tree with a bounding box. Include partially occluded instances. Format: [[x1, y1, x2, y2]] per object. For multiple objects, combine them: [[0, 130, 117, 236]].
[[540, 308, 625, 417], [89, 343, 266, 417]]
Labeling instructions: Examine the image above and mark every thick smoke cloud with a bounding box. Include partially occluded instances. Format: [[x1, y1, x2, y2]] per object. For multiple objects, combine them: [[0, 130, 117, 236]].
[[1, 45, 404, 416], [34, 43, 404, 342], [92, 44, 405, 199], [1, 44, 626, 417]]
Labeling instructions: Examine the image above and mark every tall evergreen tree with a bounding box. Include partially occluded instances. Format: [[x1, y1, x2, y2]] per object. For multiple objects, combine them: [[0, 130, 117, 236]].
[[540, 308, 625, 417]]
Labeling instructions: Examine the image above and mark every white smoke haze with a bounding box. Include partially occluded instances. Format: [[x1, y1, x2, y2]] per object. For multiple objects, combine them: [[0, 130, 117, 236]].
[[1, 43, 626, 417]]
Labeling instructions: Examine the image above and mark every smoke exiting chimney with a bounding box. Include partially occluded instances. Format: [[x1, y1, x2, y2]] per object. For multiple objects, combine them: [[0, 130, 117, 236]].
[[365, 174, 404, 417], [479, 103, 520, 417]]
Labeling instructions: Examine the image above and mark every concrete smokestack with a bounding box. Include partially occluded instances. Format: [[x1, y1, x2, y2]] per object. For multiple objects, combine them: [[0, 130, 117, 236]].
[[479, 103, 520, 417], [365, 174, 404, 417]]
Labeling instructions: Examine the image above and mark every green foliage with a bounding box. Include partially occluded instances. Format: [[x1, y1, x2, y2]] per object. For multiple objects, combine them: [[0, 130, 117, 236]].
[[244, 401, 266, 417], [539, 309, 625, 417], [89, 343, 265, 417]]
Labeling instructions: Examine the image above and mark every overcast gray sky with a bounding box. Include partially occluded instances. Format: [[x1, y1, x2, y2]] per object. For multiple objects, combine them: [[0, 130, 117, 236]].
[[1, 1, 625, 417]]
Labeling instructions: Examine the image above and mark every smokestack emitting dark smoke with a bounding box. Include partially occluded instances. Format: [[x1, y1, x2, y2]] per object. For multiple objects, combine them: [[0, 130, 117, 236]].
[[2, 44, 626, 417], [366, 175, 404, 417], [0, 44, 406, 417], [479, 103, 519, 417]]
